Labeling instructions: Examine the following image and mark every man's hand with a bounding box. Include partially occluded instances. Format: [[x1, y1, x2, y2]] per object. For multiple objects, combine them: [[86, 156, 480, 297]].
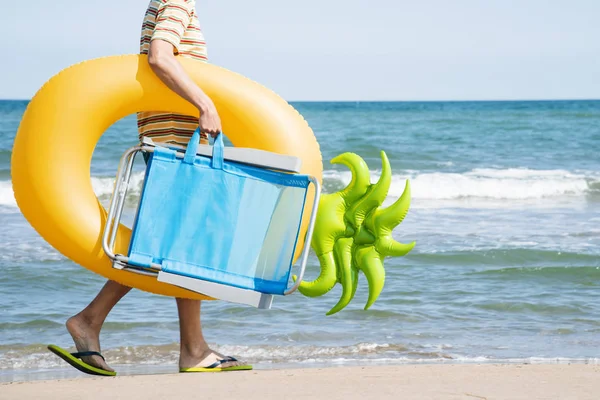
[[198, 100, 222, 138], [148, 39, 222, 136]]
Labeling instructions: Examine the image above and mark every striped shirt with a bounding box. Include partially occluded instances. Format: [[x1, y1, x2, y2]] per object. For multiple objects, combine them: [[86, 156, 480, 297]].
[[137, 0, 209, 146]]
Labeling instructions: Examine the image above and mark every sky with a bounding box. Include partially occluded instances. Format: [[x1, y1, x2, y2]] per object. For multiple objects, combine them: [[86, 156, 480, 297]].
[[2, 0, 599, 101]]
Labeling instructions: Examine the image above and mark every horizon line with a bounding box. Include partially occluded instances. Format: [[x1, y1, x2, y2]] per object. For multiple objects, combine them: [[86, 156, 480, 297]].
[[1, 97, 599, 103]]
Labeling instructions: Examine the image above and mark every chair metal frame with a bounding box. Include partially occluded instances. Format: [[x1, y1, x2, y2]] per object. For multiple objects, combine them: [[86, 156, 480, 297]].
[[101, 137, 321, 308]]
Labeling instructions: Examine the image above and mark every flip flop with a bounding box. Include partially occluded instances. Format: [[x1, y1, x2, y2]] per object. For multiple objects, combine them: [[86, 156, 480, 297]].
[[179, 356, 253, 373], [47, 344, 117, 376]]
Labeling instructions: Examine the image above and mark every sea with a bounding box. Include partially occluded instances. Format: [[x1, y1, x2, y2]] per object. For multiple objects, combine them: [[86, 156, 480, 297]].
[[1, 99, 599, 383]]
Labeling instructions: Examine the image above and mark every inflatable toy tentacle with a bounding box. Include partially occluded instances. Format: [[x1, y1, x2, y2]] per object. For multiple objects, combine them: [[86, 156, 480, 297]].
[[308, 195, 347, 257], [345, 151, 391, 228], [330, 153, 370, 204], [355, 246, 386, 310], [326, 237, 355, 316], [374, 180, 412, 234], [296, 252, 337, 297], [350, 266, 360, 303], [376, 237, 416, 258]]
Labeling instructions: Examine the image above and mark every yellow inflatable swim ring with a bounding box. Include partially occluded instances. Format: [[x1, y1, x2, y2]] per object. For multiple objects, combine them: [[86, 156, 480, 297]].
[[11, 55, 322, 300]]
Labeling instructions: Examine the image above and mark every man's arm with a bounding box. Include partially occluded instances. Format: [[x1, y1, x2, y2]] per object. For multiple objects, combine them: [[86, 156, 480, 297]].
[[148, 37, 221, 137]]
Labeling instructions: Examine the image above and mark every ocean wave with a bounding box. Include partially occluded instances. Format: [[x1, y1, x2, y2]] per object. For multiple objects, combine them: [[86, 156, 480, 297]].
[[0, 320, 63, 330], [0, 167, 598, 210], [469, 265, 600, 281], [0, 180, 16, 207], [0, 241, 64, 263], [323, 167, 599, 200], [0, 342, 424, 371], [0, 173, 147, 208], [2, 342, 600, 374], [91, 173, 147, 201], [475, 301, 588, 315], [409, 249, 600, 267]]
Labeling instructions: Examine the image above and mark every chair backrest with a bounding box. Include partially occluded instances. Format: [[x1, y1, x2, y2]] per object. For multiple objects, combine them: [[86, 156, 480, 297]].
[[127, 130, 311, 295]]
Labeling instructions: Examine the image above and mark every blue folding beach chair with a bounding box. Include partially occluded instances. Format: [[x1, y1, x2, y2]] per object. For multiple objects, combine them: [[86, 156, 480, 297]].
[[102, 128, 321, 309]]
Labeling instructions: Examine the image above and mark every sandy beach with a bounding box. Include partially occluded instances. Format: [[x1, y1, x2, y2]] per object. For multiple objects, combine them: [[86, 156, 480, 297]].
[[2, 364, 599, 400]]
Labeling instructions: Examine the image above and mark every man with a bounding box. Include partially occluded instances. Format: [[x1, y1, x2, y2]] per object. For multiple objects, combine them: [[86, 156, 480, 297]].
[[58, 0, 250, 374]]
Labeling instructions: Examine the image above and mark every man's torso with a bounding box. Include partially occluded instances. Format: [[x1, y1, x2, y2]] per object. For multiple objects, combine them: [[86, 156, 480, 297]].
[[137, 0, 209, 146]]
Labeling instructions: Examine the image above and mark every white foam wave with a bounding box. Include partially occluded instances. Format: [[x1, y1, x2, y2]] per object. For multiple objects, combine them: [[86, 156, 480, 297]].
[[92, 172, 146, 198], [323, 168, 598, 200], [0, 242, 63, 263], [2, 343, 599, 374], [0, 172, 147, 208], [0, 180, 16, 207], [0, 168, 596, 211]]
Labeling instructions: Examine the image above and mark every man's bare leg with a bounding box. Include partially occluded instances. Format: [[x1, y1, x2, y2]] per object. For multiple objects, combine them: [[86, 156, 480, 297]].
[[176, 298, 246, 370], [66, 280, 132, 372]]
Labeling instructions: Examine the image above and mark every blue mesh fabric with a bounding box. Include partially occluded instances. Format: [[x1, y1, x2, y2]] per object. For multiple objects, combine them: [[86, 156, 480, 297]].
[[127, 130, 310, 295]]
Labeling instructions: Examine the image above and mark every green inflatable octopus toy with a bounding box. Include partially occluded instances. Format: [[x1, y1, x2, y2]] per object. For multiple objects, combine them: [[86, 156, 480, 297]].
[[294, 151, 415, 316]]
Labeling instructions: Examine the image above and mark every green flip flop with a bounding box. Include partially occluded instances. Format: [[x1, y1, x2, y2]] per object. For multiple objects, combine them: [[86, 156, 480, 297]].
[[47, 344, 117, 376]]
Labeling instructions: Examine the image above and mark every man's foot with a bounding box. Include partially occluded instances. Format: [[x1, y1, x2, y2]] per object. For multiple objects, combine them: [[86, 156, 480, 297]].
[[66, 315, 114, 373], [180, 348, 250, 371]]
